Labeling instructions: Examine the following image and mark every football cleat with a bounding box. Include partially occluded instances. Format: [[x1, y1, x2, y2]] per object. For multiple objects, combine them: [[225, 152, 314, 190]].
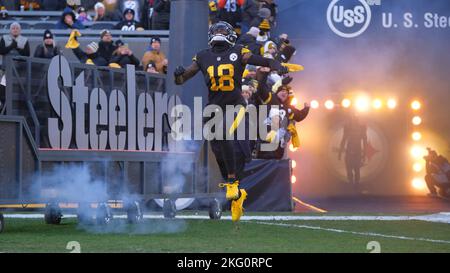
[[231, 189, 247, 222], [219, 180, 240, 201]]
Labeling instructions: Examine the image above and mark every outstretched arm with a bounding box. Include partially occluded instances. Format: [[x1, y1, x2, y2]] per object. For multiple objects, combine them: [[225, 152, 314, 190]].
[[174, 61, 201, 85], [242, 52, 287, 74]]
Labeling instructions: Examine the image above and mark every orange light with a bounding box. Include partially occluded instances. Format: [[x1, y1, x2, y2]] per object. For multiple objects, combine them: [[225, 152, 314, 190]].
[[411, 178, 426, 190], [413, 162, 423, 172], [412, 116, 422, 126], [412, 132, 422, 141], [310, 100, 319, 109], [291, 97, 298, 106], [291, 175, 297, 184], [292, 160, 297, 169], [387, 99, 397, 109], [324, 100, 335, 110], [289, 143, 298, 152], [372, 99, 383, 109], [341, 98, 351, 108], [411, 100, 421, 111]]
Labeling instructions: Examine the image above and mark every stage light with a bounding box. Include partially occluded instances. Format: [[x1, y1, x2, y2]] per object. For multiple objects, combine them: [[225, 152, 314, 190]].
[[411, 178, 426, 190], [387, 98, 397, 109], [412, 116, 422, 126], [292, 160, 297, 169], [291, 175, 297, 184], [291, 97, 298, 106], [355, 97, 369, 112], [324, 100, 335, 110], [310, 100, 319, 109], [289, 143, 298, 152], [412, 132, 422, 141], [411, 100, 421, 111], [372, 99, 383, 109], [341, 98, 351, 108], [413, 162, 423, 172], [410, 146, 425, 159]]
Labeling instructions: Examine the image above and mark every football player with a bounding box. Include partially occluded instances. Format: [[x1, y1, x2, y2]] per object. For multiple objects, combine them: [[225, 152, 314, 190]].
[[174, 21, 287, 222]]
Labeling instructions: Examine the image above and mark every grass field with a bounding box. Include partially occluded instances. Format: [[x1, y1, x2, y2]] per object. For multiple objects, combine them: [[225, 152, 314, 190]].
[[1, 213, 450, 253]]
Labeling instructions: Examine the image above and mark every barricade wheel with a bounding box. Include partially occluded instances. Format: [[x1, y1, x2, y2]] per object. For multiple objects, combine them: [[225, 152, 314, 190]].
[[96, 203, 113, 225], [126, 201, 143, 224], [209, 198, 222, 220], [163, 199, 176, 219], [44, 203, 62, 225]]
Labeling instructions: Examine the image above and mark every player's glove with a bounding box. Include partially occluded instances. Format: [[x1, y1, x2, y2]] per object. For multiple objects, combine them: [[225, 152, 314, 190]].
[[174, 66, 186, 77], [278, 65, 289, 75]]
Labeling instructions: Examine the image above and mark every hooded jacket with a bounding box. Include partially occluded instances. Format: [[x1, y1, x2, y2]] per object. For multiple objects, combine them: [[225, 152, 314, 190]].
[[56, 8, 85, 30]]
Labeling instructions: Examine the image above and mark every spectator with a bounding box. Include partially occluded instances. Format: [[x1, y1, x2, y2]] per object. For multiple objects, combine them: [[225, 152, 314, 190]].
[[241, 84, 254, 106], [34, 29, 60, 59], [254, 67, 309, 159], [152, 0, 170, 30], [120, 0, 144, 23], [93, 2, 121, 21], [208, 0, 219, 24], [66, 0, 80, 10], [142, 0, 156, 29], [76, 6, 92, 23], [241, 0, 260, 33], [109, 40, 140, 68], [56, 7, 85, 29], [114, 8, 143, 31], [145, 61, 158, 73], [73, 41, 108, 66], [260, 0, 277, 28], [0, 22, 30, 109], [237, 26, 261, 55], [216, 0, 244, 34], [97, 29, 116, 63], [0, 22, 30, 57], [141, 37, 167, 74]]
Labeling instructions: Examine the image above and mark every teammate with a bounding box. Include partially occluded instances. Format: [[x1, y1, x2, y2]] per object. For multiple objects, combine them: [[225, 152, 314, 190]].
[[174, 21, 287, 222]]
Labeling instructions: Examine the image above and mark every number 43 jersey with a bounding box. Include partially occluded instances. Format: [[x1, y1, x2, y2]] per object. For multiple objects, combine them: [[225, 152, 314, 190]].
[[193, 45, 249, 109]]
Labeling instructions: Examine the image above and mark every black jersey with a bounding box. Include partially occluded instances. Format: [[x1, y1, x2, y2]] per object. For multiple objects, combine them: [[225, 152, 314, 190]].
[[194, 45, 250, 109]]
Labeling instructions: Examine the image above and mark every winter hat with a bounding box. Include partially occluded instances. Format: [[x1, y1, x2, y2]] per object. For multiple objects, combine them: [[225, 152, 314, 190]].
[[115, 39, 125, 47], [94, 2, 105, 11], [123, 8, 135, 16], [10, 22, 21, 31], [150, 37, 161, 44], [258, 8, 271, 19], [87, 42, 99, 53], [100, 29, 111, 38], [247, 27, 260, 38], [43, 29, 53, 40]]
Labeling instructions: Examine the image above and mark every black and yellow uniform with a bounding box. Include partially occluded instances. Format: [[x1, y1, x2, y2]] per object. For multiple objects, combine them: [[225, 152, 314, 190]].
[[194, 44, 249, 109], [175, 41, 286, 181]]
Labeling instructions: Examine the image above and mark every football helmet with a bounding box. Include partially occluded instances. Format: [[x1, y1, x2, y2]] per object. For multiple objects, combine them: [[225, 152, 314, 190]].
[[208, 21, 237, 47]]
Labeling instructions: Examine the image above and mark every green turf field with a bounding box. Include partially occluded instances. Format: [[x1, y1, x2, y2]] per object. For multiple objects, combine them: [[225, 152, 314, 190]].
[[1, 214, 450, 253]]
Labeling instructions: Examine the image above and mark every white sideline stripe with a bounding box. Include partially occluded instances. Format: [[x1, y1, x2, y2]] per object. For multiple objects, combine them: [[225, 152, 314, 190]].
[[253, 221, 450, 245], [3, 213, 450, 223]]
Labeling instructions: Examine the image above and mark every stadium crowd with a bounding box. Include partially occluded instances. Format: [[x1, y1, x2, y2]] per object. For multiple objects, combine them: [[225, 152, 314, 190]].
[[0, 0, 309, 159]]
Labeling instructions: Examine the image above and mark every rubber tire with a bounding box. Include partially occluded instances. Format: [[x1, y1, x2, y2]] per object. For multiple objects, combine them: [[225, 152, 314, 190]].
[[126, 201, 143, 224], [77, 203, 94, 225], [44, 203, 62, 225], [163, 199, 176, 219], [209, 198, 222, 220], [0, 213, 4, 233], [96, 203, 113, 225]]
